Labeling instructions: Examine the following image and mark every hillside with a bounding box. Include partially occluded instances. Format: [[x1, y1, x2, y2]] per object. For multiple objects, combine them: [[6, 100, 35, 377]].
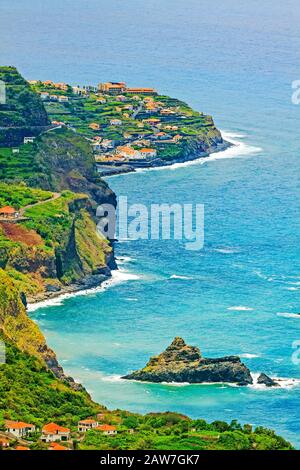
[[0, 66, 49, 146]]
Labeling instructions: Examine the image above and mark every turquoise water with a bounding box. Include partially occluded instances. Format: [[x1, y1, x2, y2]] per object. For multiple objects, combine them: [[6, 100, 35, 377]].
[[2, 0, 300, 446]]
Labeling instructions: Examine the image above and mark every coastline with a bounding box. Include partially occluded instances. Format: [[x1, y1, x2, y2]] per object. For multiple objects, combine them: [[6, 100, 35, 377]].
[[27, 131, 261, 311]]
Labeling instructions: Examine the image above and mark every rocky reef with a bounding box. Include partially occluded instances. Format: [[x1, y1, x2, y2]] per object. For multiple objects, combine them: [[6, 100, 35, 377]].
[[122, 337, 253, 386]]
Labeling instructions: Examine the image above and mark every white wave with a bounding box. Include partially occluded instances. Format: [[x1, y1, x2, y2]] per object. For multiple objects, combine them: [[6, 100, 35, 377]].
[[250, 372, 300, 390], [277, 312, 300, 319], [169, 274, 192, 280], [101, 374, 123, 383], [28, 269, 140, 313], [227, 306, 254, 311], [161, 381, 191, 387], [285, 287, 300, 291], [214, 247, 240, 254], [125, 297, 138, 301], [240, 353, 259, 359], [131, 131, 262, 174]]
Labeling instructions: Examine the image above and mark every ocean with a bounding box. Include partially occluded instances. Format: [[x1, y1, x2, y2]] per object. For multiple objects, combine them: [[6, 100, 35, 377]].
[[2, 0, 300, 446]]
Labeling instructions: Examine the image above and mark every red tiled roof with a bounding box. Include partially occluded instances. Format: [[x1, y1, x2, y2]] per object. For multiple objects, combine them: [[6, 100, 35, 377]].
[[5, 420, 34, 429], [42, 422, 70, 434], [49, 442, 69, 451], [0, 206, 17, 215], [96, 424, 116, 432], [15, 446, 30, 451]]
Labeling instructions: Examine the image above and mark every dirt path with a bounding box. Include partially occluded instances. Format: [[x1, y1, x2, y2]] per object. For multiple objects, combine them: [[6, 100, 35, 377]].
[[19, 192, 61, 216]]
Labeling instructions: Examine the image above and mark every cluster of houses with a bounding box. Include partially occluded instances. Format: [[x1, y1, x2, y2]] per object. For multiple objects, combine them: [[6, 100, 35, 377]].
[[1, 415, 122, 451], [26, 78, 185, 167]]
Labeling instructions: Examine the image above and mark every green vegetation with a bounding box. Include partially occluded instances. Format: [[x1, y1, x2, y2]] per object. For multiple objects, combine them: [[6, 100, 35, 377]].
[[80, 413, 293, 451], [0, 182, 51, 208], [0, 336, 102, 428], [0, 67, 49, 146]]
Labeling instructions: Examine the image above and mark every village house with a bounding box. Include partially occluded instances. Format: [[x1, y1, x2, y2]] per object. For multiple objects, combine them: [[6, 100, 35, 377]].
[[144, 118, 161, 126], [98, 82, 127, 95], [49, 442, 69, 451], [58, 95, 69, 103], [101, 139, 115, 150], [126, 87, 157, 95], [116, 146, 140, 159], [28, 80, 39, 85], [173, 134, 182, 142], [160, 108, 176, 116], [54, 82, 69, 91], [89, 122, 101, 131], [5, 420, 35, 438], [116, 95, 127, 102], [42, 80, 54, 86], [72, 86, 86, 95], [0, 206, 19, 219], [24, 136, 35, 144], [12, 148, 20, 154], [152, 132, 171, 140], [139, 148, 157, 158], [96, 424, 117, 436], [110, 119, 122, 126], [15, 446, 30, 451], [40, 92, 49, 101], [78, 419, 99, 433], [97, 97, 106, 104], [49, 94, 58, 101], [41, 423, 70, 443]]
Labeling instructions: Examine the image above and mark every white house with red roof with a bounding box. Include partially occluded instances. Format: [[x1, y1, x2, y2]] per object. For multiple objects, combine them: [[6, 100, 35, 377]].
[[78, 419, 99, 433], [41, 422, 70, 442], [5, 420, 35, 438]]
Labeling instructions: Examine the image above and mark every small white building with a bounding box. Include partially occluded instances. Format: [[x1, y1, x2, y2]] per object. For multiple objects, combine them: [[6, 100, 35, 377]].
[[58, 96, 69, 103], [139, 148, 157, 158], [78, 419, 99, 433], [5, 420, 35, 438], [110, 119, 122, 126], [23, 137, 35, 144]]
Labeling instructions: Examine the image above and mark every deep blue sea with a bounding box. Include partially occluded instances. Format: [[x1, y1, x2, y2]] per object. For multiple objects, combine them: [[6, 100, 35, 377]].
[[1, 0, 300, 446]]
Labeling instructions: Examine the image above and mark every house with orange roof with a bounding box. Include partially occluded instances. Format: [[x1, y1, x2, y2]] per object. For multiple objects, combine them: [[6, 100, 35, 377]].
[[15, 446, 30, 451], [49, 442, 69, 451], [0, 206, 19, 219], [42, 80, 54, 86], [95, 424, 117, 436], [126, 87, 157, 95], [139, 148, 157, 158], [41, 423, 70, 443], [98, 82, 127, 95], [54, 82, 69, 91], [89, 122, 101, 131], [5, 420, 35, 438], [78, 419, 99, 433], [116, 146, 140, 159]]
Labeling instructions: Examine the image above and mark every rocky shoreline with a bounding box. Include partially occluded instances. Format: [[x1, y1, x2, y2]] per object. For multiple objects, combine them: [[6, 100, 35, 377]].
[[97, 140, 232, 177]]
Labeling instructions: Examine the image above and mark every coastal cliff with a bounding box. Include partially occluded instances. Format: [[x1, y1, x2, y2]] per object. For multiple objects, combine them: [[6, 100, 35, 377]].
[[123, 337, 253, 385]]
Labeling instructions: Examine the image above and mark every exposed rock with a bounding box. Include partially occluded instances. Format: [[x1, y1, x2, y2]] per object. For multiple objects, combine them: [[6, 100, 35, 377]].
[[257, 373, 279, 387], [122, 337, 253, 386]]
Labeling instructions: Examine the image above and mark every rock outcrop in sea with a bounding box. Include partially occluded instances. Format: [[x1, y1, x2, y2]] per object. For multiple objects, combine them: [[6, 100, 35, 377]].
[[122, 337, 253, 386]]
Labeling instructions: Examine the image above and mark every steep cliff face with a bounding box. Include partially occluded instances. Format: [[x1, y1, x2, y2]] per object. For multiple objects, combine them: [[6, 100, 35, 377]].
[[0, 67, 49, 146], [28, 129, 116, 208]]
